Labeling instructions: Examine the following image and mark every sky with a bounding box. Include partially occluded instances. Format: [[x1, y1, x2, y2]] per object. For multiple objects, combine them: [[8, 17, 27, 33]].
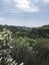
[[0, 0, 49, 27]]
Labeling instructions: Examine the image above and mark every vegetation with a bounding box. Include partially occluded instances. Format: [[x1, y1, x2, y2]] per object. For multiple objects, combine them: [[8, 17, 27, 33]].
[[0, 25, 49, 65]]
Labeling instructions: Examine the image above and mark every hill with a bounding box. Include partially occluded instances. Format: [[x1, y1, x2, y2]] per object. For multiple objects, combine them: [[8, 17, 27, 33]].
[[0, 24, 49, 38]]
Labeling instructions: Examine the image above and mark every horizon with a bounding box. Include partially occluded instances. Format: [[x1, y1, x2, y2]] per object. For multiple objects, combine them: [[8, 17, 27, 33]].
[[0, 0, 49, 27], [0, 24, 49, 28]]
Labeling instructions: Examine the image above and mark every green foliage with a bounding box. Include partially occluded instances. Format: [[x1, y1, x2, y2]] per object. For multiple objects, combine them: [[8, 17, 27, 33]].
[[0, 25, 49, 38], [11, 37, 37, 65], [0, 25, 49, 65], [0, 28, 17, 65], [11, 37, 49, 65]]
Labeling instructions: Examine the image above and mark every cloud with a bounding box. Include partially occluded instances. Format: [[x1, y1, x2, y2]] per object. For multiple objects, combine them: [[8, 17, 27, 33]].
[[0, 12, 2, 14], [43, 0, 49, 3], [0, 0, 17, 14], [0, 17, 6, 22], [0, 17, 4, 20], [2, 9, 19, 14], [0, 17, 6, 24], [0, 17, 14, 25], [14, 0, 39, 12], [33, 0, 38, 3], [3, 0, 11, 2], [1, 0, 39, 13]]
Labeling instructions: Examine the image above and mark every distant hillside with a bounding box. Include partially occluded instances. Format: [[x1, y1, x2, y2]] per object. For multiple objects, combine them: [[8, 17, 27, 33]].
[[0, 24, 49, 38], [29, 25, 49, 38], [40, 25, 49, 29]]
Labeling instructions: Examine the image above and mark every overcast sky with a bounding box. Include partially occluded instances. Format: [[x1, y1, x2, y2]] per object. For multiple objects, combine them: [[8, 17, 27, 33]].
[[0, 0, 49, 27]]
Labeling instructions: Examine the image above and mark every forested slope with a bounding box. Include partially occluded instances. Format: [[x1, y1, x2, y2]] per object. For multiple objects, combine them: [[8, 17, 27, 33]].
[[0, 25, 49, 38], [0, 25, 49, 65]]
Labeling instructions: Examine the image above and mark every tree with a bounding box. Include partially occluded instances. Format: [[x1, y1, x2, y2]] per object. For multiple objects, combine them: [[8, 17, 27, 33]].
[[11, 37, 38, 65], [0, 28, 17, 65]]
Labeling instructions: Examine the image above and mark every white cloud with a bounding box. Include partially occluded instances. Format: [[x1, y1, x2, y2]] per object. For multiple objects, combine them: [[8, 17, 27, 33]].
[[14, 0, 39, 12], [1, 0, 39, 13], [2, 9, 19, 14], [0, 17, 4, 20], [0, 17, 6, 25], [0, 17, 6, 22], [34, 0, 38, 3], [0, 17, 14, 25], [4, 0, 11, 2], [0, 12, 2, 14], [43, 0, 49, 3]]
